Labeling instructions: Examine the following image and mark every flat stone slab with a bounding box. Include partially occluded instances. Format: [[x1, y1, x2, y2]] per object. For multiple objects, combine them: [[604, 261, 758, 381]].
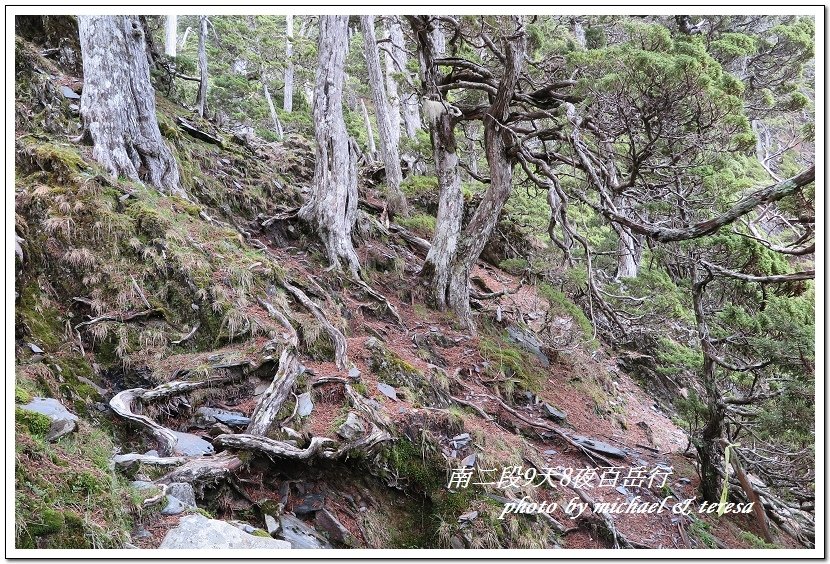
[[171, 431, 214, 456], [506, 325, 550, 366], [542, 403, 567, 422], [194, 407, 251, 428], [296, 392, 314, 417], [277, 514, 331, 549], [569, 434, 626, 458], [167, 482, 196, 508], [19, 397, 78, 441], [160, 514, 291, 549], [376, 382, 397, 401]]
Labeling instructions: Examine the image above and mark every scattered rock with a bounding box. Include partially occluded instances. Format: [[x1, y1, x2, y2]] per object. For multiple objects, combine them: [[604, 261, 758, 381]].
[[144, 449, 159, 457], [569, 435, 626, 458], [159, 514, 291, 549], [376, 382, 397, 401], [171, 431, 214, 456], [542, 403, 567, 422], [277, 514, 331, 549], [130, 480, 155, 491], [208, 422, 234, 437], [676, 477, 692, 485], [348, 366, 361, 380], [294, 493, 325, 516], [296, 392, 314, 417], [26, 342, 44, 354], [60, 85, 80, 99], [315, 509, 357, 546], [458, 511, 479, 523], [461, 453, 477, 467], [449, 535, 465, 549], [264, 514, 279, 536], [161, 496, 186, 516], [337, 412, 364, 441], [451, 433, 471, 449], [506, 325, 550, 366], [543, 449, 558, 456], [19, 397, 79, 441], [194, 407, 251, 428], [167, 483, 196, 508]]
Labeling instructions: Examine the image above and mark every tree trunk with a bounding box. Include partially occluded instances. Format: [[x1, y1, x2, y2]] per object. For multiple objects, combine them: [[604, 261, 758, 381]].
[[78, 16, 184, 198], [408, 17, 463, 310], [178, 26, 191, 50], [283, 14, 294, 113], [360, 16, 406, 214], [691, 269, 725, 503], [572, 17, 586, 49], [390, 18, 422, 137], [263, 80, 283, 140], [298, 15, 361, 276], [614, 196, 642, 279], [382, 18, 402, 147], [360, 97, 377, 161], [196, 15, 208, 118], [164, 15, 177, 57]]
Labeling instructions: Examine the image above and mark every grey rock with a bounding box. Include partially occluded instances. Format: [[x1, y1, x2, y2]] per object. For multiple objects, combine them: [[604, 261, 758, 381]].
[[144, 449, 159, 457], [376, 382, 397, 401], [337, 412, 364, 441], [194, 407, 251, 428], [615, 485, 630, 496], [315, 509, 356, 546], [676, 477, 692, 485], [296, 392, 314, 417], [159, 514, 291, 549], [60, 85, 80, 99], [161, 496, 186, 515], [569, 435, 626, 458], [254, 383, 269, 396], [130, 480, 156, 491], [458, 511, 479, 523], [19, 397, 79, 441], [348, 366, 361, 380], [450, 535, 465, 549], [543, 449, 558, 456], [209, 422, 234, 437], [294, 493, 325, 516], [167, 483, 196, 508], [506, 325, 550, 366], [264, 514, 279, 536], [542, 403, 567, 422], [171, 431, 214, 456], [278, 514, 331, 549], [451, 433, 471, 449], [461, 453, 477, 467], [133, 526, 152, 539], [27, 342, 44, 354]]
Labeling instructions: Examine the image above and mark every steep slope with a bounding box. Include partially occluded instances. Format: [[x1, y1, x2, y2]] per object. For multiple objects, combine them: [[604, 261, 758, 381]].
[[13, 26, 791, 551]]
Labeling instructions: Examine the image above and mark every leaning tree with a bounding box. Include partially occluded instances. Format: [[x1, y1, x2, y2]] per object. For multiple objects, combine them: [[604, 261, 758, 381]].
[[78, 15, 185, 197]]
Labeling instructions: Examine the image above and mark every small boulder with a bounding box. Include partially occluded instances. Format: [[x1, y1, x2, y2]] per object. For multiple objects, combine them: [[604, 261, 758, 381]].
[[264, 514, 279, 536], [277, 514, 331, 549], [461, 453, 477, 468], [159, 514, 292, 549], [542, 403, 567, 422], [166, 483, 196, 508], [161, 496, 186, 515], [293, 493, 325, 517], [376, 382, 397, 401], [171, 431, 214, 456], [19, 397, 78, 441], [296, 392, 314, 417], [337, 412, 364, 441], [194, 407, 251, 429], [315, 509, 357, 546]]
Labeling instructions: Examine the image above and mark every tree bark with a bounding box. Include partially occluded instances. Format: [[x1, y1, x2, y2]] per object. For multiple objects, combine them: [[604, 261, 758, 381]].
[[263, 80, 284, 140], [408, 16, 464, 310], [298, 15, 361, 277], [164, 15, 177, 57], [382, 18, 402, 147], [387, 17, 422, 138], [78, 16, 184, 198], [360, 98, 376, 161], [196, 15, 208, 118], [360, 16, 407, 214], [614, 196, 642, 279], [447, 27, 525, 329], [283, 14, 294, 113]]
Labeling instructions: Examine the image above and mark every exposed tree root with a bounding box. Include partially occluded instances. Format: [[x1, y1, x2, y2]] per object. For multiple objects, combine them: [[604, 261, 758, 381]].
[[213, 434, 336, 460], [156, 451, 244, 489], [283, 281, 348, 370], [247, 348, 301, 436]]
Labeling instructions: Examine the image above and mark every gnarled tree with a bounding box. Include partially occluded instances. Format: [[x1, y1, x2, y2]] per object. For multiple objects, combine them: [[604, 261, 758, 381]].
[[78, 15, 185, 198]]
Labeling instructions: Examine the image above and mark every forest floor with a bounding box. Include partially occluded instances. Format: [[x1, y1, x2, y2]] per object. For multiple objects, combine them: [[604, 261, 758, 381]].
[[12, 27, 794, 551]]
